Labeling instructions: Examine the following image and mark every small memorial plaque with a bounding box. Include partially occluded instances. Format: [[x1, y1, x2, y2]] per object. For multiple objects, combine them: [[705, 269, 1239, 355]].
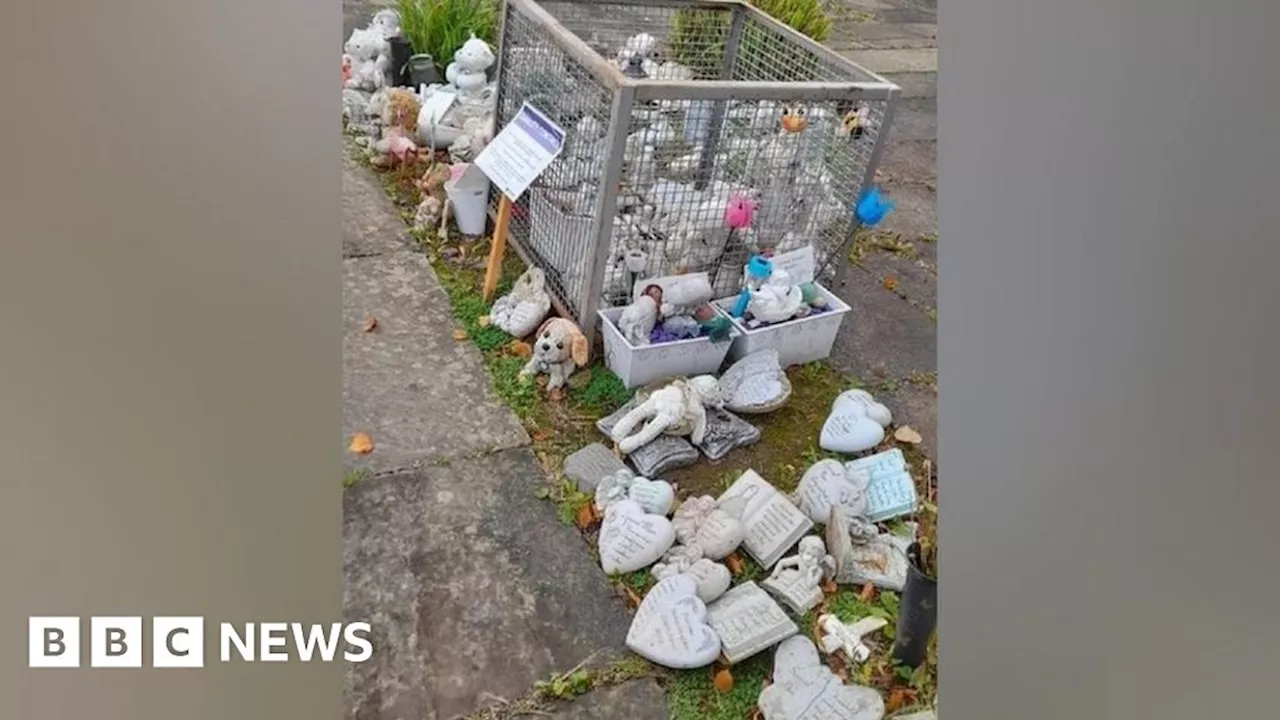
[[846, 448, 918, 522], [758, 636, 885, 720], [719, 470, 814, 569], [705, 581, 798, 665]]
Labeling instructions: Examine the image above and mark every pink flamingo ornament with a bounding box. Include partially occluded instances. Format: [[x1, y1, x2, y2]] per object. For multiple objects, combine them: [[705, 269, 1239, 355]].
[[724, 192, 758, 230]]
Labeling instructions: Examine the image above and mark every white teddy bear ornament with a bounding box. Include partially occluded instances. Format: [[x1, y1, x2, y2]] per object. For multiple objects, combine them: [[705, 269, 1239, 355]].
[[344, 27, 391, 92]]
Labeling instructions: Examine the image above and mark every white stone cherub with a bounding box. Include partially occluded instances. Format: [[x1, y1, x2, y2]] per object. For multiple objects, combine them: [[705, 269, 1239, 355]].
[[817, 614, 889, 665], [762, 536, 836, 614], [610, 375, 724, 454]]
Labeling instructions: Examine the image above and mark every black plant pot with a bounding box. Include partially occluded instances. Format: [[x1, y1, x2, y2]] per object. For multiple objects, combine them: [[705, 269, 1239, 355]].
[[891, 542, 937, 668], [406, 54, 442, 90], [388, 36, 414, 87]]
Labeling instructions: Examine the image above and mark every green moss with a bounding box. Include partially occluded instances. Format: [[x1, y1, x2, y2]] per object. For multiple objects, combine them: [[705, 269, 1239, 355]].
[[570, 367, 634, 414], [667, 653, 771, 720], [342, 468, 370, 488]]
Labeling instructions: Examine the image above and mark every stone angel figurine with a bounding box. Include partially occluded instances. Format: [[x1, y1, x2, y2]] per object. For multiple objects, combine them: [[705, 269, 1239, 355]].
[[762, 536, 836, 614]]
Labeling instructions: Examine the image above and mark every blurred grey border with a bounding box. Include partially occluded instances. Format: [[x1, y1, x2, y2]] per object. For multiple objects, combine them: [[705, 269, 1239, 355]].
[[2, 0, 1279, 719], [941, 0, 1279, 717], [0, 1, 341, 719]]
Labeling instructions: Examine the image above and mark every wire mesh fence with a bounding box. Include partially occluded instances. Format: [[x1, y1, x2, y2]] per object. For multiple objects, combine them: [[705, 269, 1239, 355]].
[[491, 0, 899, 342]]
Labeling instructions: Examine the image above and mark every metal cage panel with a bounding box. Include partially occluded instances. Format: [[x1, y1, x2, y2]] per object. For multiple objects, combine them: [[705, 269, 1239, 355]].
[[491, 0, 900, 343]]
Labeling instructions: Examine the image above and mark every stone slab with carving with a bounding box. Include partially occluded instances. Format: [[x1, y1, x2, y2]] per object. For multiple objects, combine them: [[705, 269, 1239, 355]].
[[625, 575, 722, 669], [696, 408, 763, 461], [793, 458, 871, 524], [825, 508, 912, 591], [758, 636, 886, 720], [565, 442, 629, 492], [629, 436, 701, 476], [598, 499, 676, 575], [760, 536, 835, 615], [717, 470, 813, 569], [845, 448, 918, 523], [597, 399, 699, 476], [717, 349, 792, 414], [705, 581, 798, 665]]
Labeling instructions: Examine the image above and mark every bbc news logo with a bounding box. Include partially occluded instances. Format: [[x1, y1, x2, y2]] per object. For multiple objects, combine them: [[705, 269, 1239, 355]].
[[28, 617, 372, 668]]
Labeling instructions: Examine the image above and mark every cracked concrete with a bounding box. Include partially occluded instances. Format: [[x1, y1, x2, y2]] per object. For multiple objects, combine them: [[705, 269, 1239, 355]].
[[342, 152, 664, 718]]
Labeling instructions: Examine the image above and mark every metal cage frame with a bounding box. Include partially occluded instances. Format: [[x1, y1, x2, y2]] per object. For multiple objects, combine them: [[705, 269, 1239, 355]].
[[490, 0, 901, 345]]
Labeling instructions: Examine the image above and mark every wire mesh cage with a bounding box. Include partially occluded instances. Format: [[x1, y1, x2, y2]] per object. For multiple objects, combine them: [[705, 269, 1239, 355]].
[[490, 0, 900, 344]]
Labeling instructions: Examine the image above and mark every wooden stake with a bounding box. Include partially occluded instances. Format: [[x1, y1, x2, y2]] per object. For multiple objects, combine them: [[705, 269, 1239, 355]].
[[482, 195, 513, 303]]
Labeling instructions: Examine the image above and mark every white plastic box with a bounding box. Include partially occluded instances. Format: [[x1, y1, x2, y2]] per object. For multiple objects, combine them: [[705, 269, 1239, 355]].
[[597, 306, 741, 390], [714, 283, 851, 368]]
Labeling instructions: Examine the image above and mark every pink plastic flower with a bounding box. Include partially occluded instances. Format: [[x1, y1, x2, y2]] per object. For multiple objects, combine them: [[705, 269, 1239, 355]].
[[724, 192, 758, 230]]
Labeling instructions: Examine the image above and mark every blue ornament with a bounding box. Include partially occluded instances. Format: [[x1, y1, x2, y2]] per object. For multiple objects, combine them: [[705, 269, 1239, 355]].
[[746, 255, 773, 281], [730, 288, 752, 318], [855, 187, 895, 227]]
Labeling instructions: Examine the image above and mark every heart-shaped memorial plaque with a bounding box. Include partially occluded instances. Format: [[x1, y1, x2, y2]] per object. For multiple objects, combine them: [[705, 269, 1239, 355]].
[[832, 389, 892, 427], [819, 390, 890, 454], [625, 575, 722, 669], [794, 459, 871, 524], [629, 477, 676, 516], [599, 499, 676, 575], [758, 636, 886, 720]]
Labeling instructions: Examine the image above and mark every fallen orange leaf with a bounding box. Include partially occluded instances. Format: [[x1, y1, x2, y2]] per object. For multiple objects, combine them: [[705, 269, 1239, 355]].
[[725, 553, 745, 576], [894, 425, 923, 444], [860, 583, 877, 601], [348, 432, 374, 455], [713, 668, 734, 693], [822, 578, 838, 596], [886, 689, 906, 713], [452, 328, 468, 341], [509, 340, 532, 358], [883, 276, 898, 292], [575, 504, 596, 530], [362, 315, 379, 332]]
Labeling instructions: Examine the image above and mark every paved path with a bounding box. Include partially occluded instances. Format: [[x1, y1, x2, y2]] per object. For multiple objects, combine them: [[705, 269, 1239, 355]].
[[341, 150, 668, 719], [826, 0, 939, 457]]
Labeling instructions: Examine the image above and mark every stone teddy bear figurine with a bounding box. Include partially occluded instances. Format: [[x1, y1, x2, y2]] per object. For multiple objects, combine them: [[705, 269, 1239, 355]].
[[519, 317, 589, 392], [610, 375, 724, 455], [344, 26, 391, 92], [445, 35, 495, 99]]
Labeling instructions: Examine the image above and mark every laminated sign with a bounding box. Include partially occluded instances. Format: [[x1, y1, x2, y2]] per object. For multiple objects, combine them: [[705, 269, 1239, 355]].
[[474, 103, 566, 202]]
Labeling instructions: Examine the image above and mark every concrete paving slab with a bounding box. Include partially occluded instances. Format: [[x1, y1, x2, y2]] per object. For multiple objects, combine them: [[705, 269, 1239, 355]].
[[532, 680, 670, 720], [343, 448, 636, 720], [843, 48, 938, 75], [343, 250, 529, 474], [344, 152, 414, 258], [827, 263, 937, 381]]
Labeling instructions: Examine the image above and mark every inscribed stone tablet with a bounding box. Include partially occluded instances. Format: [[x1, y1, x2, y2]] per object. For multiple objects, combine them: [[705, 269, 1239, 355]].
[[705, 581, 798, 664], [564, 442, 628, 492], [719, 470, 813, 569]]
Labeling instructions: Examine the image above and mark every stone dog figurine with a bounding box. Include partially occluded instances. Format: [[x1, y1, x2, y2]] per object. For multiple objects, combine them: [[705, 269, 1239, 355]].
[[519, 317, 589, 392]]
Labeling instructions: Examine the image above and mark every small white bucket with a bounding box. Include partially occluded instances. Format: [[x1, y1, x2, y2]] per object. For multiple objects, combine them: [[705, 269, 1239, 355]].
[[445, 172, 490, 236]]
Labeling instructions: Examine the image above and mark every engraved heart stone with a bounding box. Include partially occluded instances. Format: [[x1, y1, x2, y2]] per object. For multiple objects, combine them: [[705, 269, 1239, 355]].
[[599, 499, 676, 575], [758, 636, 886, 720], [819, 390, 891, 454], [794, 459, 871, 524], [832, 389, 892, 426], [629, 476, 676, 516], [625, 575, 723, 669]]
